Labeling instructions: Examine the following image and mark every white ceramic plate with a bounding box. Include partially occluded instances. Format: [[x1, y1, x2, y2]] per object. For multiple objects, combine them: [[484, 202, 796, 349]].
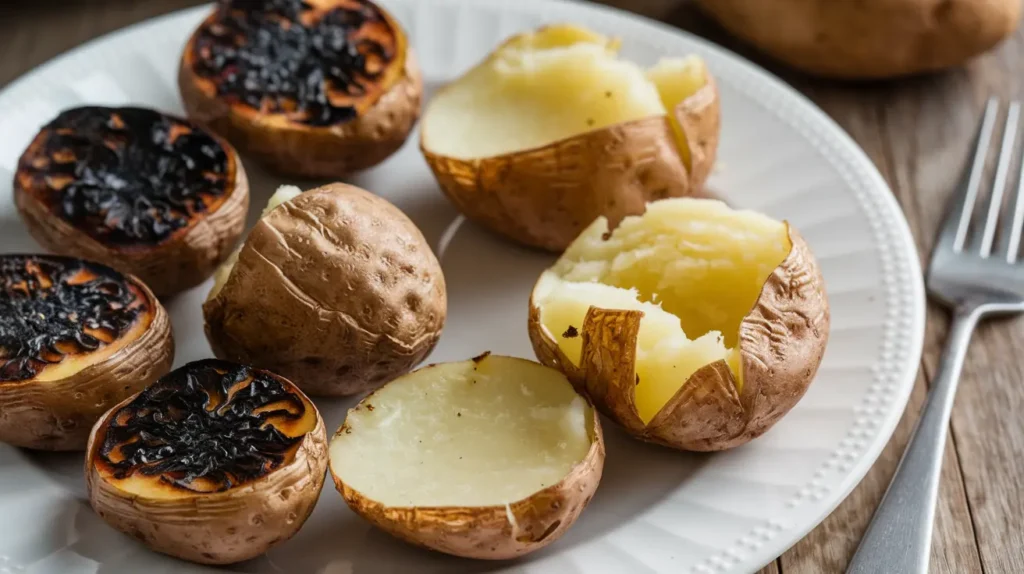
[[0, 1, 925, 573]]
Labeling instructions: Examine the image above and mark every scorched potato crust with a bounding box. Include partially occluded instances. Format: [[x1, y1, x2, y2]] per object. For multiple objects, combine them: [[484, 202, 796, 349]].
[[329, 354, 604, 559], [179, 0, 422, 178], [13, 106, 249, 297], [86, 359, 327, 565], [0, 255, 173, 451], [421, 24, 720, 251], [529, 198, 829, 451], [203, 183, 446, 397]]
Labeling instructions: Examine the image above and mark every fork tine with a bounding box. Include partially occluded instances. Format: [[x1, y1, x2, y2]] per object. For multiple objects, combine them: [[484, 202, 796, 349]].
[[1005, 131, 1024, 263], [981, 101, 1021, 257], [941, 98, 999, 254]]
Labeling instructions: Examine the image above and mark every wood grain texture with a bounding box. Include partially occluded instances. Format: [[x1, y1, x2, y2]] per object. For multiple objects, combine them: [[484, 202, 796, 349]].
[[2, 0, 1023, 572]]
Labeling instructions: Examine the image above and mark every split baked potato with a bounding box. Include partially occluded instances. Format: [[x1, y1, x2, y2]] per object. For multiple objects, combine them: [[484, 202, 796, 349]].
[[695, 0, 1022, 79], [180, 0, 421, 178], [421, 24, 720, 251], [528, 198, 829, 451], [329, 354, 604, 559]]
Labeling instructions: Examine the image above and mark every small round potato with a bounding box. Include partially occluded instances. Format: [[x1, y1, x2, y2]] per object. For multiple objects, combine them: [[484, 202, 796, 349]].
[[204, 183, 446, 397]]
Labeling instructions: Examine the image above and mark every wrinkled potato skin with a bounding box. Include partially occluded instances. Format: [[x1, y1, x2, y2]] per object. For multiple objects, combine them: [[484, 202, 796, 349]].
[[85, 389, 328, 565], [529, 226, 829, 451], [204, 183, 446, 397], [14, 140, 248, 297], [422, 72, 719, 253], [695, 0, 1022, 79], [330, 398, 605, 560], [0, 279, 174, 451], [178, 4, 422, 179]]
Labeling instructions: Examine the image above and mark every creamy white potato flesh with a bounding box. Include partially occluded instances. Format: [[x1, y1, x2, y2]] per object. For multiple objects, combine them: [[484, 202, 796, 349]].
[[329, 355, 595, 507]]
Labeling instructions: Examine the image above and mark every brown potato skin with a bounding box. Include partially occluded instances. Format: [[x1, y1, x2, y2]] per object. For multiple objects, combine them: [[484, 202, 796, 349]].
[[529, 226, 829, 451], [203, 183, 446, 397], [421, 72, 719, 252], [695, 0, 1022, 79], [85, 388, 327, 566], [0, 278, 174, 451], [330, 386, 605, 560], [14, 141, 249, 297], [178, 6, 422, 179]]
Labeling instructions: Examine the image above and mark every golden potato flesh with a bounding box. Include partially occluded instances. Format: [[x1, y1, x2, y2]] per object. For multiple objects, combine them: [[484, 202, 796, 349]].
[[86, 359, 327, 565], [329, 354, 604, 559], [204, 183, 447, 397], [421, 24, 720, 251], [529, 198, 829, 451]]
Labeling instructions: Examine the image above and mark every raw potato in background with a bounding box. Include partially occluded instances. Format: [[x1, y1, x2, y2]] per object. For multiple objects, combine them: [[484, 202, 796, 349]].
[[695, 0, 1023, 79], [204, 183, 446, 397], [421, 24, 720, 251]]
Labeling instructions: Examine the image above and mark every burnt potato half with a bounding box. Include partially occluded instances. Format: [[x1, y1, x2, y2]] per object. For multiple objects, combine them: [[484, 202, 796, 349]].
[[86, 359, 327, 565], [0, 255, 173, 451], [14, 106, 249, 297], [179, 0, 422, 179]]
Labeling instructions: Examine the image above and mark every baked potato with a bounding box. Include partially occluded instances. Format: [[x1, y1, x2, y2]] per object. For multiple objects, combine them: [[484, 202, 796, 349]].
[[0, 254, 173, 451], [329, 354, 604, 559], [204, 183, 446, 397], [86, 359, 327, 565], [421, 24, 720, 251], [179, 0, 421, 178], [528, 198, 829, 451], [695, 0, 1022, 79], [14, 106, 249, 297]]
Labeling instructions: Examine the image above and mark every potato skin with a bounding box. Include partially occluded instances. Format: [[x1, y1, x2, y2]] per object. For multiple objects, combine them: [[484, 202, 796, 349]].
[[85, 392, 327, 565], [422, 72, 719, 252], [178, 7, 422, 179], [330, 399, 605, 559], [203, 183, 446, 397], [695, 0, 1022, 79], [14, 139, 248, 297], [529, 226, 829, 451], [0, 278, 173, 451]]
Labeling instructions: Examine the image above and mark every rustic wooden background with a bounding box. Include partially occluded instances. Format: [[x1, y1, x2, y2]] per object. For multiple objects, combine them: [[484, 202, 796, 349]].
[[1, 0, 1022, 572]]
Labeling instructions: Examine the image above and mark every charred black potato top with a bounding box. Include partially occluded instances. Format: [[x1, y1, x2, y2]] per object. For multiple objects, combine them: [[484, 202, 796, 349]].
[[97, 360, 310, 493], [190, 0, 399, 126], [0, 255, 148, 383], [16, 106, 232, 247]]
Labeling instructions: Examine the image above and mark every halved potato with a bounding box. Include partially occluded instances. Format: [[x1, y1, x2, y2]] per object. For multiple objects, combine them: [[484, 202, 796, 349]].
[[179, 0, 421, 178], [421, 24, 720, 251], [0, 254, 173, 450], [86, 359, 327, 565], [329, 354, 604, 559], [528, 198, 829, 451]]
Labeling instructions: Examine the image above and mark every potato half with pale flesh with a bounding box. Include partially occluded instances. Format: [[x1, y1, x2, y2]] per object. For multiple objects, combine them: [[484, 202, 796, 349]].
[[528, 198, 829, 451], [329, 354, 604, 559], [204, 183, 446, 397], [421, 24, 720, 251], [0, 254, 173, 451], [86, 359, 327, 565]]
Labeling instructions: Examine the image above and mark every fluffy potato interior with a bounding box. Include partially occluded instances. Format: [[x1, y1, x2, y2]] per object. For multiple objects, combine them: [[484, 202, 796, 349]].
[[534, 198, 790, 423], [330, 355, 595, 507], [422, 24, 707, 161]]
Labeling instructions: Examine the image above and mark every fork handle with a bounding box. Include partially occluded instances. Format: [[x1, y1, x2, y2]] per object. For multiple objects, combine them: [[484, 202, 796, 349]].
[[846, 307, 981, 574]]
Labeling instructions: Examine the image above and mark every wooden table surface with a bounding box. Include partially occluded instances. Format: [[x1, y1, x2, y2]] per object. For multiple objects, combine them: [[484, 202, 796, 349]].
[[2, 0, 1022, 572]]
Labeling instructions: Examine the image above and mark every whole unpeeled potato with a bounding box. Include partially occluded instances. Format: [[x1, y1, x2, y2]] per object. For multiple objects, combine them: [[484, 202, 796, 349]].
[[203, 183, 446, 397], [695, 0, 1022, 79]]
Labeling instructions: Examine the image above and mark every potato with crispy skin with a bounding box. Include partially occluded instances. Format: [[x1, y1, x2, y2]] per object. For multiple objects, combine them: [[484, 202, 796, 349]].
[[694, 0, 1022, 79], [86, 360, 326, 565], [0, 254, 173, 451], [179, 0, 421, 178], [421, 24, 720, 252], [329, 354, 604, 559], [204, 183, 446, 397], [528, 198, 829, 451]]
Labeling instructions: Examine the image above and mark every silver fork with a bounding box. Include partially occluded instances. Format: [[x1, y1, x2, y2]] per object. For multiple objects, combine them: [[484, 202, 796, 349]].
[[847, 98, 1024, 574]]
